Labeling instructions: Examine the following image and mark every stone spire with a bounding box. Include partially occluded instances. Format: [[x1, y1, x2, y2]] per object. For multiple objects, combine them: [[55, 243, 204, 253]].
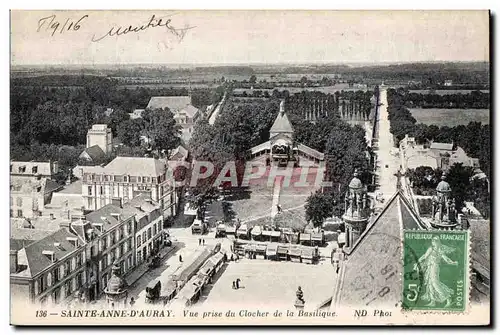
[[342, 169, 370, 249]]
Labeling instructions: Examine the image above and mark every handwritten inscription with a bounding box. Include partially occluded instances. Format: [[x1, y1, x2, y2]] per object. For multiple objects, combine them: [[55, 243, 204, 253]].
[[91, 14, 196, 43], [37, 15, 88, 36]]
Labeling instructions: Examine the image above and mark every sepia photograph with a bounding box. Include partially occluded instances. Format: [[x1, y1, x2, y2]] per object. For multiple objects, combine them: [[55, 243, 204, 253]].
[[8, 9, 491, 326]]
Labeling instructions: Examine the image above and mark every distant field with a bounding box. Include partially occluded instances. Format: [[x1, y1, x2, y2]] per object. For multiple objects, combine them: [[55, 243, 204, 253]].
[[409, 90, 489, 95], [409, 108, 490, 126]]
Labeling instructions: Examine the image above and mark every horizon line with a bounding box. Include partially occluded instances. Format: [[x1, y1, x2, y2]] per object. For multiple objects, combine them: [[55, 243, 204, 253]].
[[11, 60, 490, 68]]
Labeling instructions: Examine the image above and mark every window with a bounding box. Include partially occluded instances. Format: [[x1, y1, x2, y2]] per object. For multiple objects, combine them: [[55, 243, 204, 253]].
[[52, 288, 60, 304], [17, 209, 23, 217], [10, 209, 13, 217], [88, 186, 92, 196], [59, 264, 67, 279], [137, 251, 142, 263], [32, 166, 38, 174], [19, 166, 26, 173], [127, 223, 132, 235], [39, 276, 45, 293], [76, 253, 82, 267], [47, 272, 52, 287], [65, 281, 71, 297], [130, 176, 137, 183], [16, 197, 22, 207], [137, 235, 141, 246], [144, 177, 150, 183], [54, 267, 60, 282], [138, 177, 143, 183], [76, 272, 82, 287], [71, 277, 77, 291], [10, 164, 12, 173], [123, 176, 129, 182], [153, 225, 157, 236], [71, 257, 76, 271], [99, 186, 103, 195], [147, 228, 152, 240], [142, 231, 147, 242], [115, 247, 120, 259]]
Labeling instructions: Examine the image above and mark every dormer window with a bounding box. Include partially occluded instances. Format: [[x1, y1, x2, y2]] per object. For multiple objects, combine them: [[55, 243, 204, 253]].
[[42, 250, 56, 263], [19, 166, 26, 173], [32, 166, 38, 174]]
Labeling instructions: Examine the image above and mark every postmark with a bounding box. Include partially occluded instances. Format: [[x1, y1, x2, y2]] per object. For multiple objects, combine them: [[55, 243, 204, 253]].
[[402, 230, 469, 312]]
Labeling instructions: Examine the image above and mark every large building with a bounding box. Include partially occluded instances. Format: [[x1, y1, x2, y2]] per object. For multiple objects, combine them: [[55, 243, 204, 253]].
[[400, 135, 481, 171], [10, 225, 88, 307], [121, 194, 165, 266], [10, 161, 59, 180], [10, 192, 169, 307], [10, 163, 62, 218], [81, 156, 178, 220], [86, 124, 113, 154], [248, 100, 324, 167], [146, 96, 201, 143]]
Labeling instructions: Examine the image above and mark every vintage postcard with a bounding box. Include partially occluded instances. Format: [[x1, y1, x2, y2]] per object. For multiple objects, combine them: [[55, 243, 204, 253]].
[[9, 10, 490, 326]]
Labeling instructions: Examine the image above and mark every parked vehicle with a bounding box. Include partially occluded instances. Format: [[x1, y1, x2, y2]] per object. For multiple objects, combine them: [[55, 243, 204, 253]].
[[191, 219, 207, 234], [145, 279, 161, 303], [148, 255, 161, 269], [215, 222, 227, 238]]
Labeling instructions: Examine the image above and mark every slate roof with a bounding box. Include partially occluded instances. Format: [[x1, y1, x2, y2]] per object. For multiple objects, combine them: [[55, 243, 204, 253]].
[[270, 111, 294, 135], [178, 105, 200, 119], [103, 157, 166, 177], [18, 228, 84, 278], [147, 96, 192, 111], [430, 142, 454, 151], [80, 145, 106, 162], [121, 194, 161, 231], [85, 204, 132, 233], [332, 191, 427, 309], [10, 161, 55, 177]]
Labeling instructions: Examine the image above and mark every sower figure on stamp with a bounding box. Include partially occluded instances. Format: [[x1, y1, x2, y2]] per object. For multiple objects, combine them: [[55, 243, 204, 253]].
[[414, 236, 458, 307]]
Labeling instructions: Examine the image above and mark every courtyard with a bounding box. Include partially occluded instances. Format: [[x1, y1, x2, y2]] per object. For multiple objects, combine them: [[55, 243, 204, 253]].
[[199, 258, 336, 310]]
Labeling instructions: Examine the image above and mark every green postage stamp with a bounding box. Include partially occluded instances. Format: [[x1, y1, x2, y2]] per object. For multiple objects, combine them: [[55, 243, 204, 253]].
[[402, 230, 469, 312]]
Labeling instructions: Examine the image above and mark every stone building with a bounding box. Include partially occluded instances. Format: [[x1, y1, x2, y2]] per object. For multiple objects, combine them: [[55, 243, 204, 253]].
[[146, 96, 201, 143], [10, 225, 88, 307], [81, 156, 177, 220], [86, 124, 113, 154]]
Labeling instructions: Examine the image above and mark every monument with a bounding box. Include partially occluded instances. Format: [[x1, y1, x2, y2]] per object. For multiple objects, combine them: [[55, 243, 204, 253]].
[[430, 173, 458, 229], [104, 261, 129, 308]]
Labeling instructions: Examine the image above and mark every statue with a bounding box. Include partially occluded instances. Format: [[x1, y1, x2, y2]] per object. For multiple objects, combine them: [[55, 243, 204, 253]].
[[295, 286, 305, 309]]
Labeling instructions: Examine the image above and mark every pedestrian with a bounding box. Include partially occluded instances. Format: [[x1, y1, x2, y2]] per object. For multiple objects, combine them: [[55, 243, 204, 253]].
[[230, 254, 234, 262], [111, 302, 115, 310], [179, 254, 183, 262], [236, 278, 241, 289], [202, 239, 205, 246], [130, 297, 135, 308], [198, 238, 201, 246], [232, 281, 236, 289]]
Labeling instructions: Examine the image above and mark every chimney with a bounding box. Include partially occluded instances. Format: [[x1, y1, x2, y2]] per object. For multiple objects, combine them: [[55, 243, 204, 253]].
[[10, 250, 18, 273], [111, 197, 122, 208]]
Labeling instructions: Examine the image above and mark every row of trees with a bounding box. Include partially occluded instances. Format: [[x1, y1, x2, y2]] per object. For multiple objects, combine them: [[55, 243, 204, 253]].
[[407, 164, 490, 219], [387, 88, 491, 179], [401, 90, 490, 109]]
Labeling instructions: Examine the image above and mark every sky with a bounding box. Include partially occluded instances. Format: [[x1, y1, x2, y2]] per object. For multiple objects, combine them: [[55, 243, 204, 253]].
[[10, 10, 490, 65]]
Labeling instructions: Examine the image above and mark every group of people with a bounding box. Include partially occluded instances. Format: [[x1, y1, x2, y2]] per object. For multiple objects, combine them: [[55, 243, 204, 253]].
[[198, 238, 206, 246]]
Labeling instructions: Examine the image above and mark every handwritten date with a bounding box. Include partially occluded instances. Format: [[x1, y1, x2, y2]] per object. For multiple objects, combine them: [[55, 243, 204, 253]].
[[37, 14, 88, 36]]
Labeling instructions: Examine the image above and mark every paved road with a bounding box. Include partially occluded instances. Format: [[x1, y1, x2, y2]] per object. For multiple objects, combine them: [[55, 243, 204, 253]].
[[373, 88, 400, 206]]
